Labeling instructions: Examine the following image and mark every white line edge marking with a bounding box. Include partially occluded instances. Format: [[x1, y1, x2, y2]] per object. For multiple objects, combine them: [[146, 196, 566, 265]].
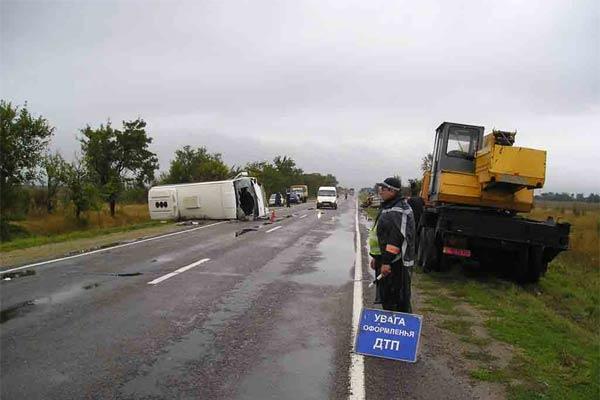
[[266, 226, 282, 233], [1, 221, 227, 274], [148, 258, 210, 285], [299, 214, 308, 219], [349, 199, 365, 400]]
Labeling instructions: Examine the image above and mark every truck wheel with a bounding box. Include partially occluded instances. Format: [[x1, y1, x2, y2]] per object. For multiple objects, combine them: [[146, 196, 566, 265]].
[[422, 227, 440, 272], [513, 246, 530, 284], [439, 254, 451, 272], [526, 245, 547, 283], [416, 229, 425, 268]]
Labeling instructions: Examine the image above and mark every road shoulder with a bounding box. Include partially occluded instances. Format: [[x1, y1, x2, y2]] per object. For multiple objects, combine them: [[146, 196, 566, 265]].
[[359, 210, 507, 400], [0, 222, 193, 269]]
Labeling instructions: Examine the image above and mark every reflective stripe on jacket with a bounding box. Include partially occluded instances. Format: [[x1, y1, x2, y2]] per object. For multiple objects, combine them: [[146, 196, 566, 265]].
[[376, 196, 416, 267]]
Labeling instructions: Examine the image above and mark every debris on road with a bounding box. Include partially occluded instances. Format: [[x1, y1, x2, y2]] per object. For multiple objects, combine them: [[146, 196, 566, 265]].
[[0, 269, 36, 280], [235, 228, 259, 237]]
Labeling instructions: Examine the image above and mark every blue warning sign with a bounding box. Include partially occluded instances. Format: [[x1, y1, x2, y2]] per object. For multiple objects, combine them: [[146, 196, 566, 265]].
[[355, 308, 422, 362]]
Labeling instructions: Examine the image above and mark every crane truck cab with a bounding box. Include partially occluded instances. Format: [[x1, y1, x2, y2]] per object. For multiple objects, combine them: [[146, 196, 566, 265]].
[[417, 122, 570, 283]]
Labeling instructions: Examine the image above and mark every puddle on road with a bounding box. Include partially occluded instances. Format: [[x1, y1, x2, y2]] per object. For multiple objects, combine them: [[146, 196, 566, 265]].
[[31, 283, 96, 305], [236, 340, 332, 400], [151, 255, 176, 264], [0, 300, 36, 323], [289, 207, 355, 286], [0, 282, 102, 323]]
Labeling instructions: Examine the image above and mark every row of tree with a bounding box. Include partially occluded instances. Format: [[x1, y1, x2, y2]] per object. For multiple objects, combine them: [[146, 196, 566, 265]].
[[535, 192, 600, 203], [158, 145, 338, 196], [0, 101, 338, 240]]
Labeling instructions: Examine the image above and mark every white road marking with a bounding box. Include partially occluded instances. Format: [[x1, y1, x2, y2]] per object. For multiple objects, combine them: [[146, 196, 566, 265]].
[[299, 214, 308, 219], [0, 221, 227, 275], [147, 258, 210, 285], [193, 271, 243, 277], [349, 199, 365, 400], [266, 226, 282, 233]]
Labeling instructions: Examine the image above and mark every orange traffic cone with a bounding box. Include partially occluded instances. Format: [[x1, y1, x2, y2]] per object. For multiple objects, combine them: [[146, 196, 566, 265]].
[[270, 210, 276, 223]]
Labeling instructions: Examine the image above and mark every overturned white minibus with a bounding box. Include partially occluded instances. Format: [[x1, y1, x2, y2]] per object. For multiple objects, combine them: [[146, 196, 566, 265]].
[[148, 174, 268, 221]]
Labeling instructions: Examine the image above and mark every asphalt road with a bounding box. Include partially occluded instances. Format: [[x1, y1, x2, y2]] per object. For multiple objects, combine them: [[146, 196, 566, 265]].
[[1, 198, 483, 400]]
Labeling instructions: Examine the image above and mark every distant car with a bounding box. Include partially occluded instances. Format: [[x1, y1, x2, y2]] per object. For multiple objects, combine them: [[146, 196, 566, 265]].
[[288, 192, 301, 204], [269, 193, 284, 206]]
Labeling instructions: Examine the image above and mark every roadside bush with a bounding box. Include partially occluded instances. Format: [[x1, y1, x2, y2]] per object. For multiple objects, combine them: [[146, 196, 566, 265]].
[[27, 186, 48, 216], [3, 186, 30, 221], [120, 187, 148, 204], [0, 221, 30, 242]]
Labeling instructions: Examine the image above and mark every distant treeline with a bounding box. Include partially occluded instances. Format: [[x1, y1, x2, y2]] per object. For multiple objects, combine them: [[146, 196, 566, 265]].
[[0, 100, 337, 240], [535, 192, 600, 203], [159, 145, 338, 198]]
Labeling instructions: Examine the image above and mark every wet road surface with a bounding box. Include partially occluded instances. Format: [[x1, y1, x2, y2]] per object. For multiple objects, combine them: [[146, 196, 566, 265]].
[[1, 200, 361, 399], [1, 199, 486, 400]]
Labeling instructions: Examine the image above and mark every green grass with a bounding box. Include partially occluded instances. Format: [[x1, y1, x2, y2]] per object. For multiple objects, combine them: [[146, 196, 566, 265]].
[[470, 366, 507, 382], [0, 220, 164, 252], [364, 207, 379, 221], [424, 295, 465, 316], [464, 350, 498, 363], [437, 318, 473, 336], [420, 266, 599, 400], [372, 203, 598, 397], [460, 335, 493, 346], [537, 259, 599, 333]]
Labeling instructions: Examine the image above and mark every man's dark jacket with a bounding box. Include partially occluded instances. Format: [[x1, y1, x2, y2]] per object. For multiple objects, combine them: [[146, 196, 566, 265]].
[[376, 196, 416, 267], [373, 195, 416, 312]]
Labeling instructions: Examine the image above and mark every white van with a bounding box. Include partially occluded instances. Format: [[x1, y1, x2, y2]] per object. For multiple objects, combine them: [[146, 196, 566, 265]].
[[148, 175, 268, 221], [316, 186, 338, 210]]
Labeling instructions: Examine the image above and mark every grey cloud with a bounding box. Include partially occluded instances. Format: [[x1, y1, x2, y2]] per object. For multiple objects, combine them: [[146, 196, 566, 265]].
[[1, 0, 598, 193]]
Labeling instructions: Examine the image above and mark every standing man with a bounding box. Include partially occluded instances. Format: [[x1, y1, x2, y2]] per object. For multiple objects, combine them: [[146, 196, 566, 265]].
[[368, 177, 416, 312], [275, 192, 282, 207]]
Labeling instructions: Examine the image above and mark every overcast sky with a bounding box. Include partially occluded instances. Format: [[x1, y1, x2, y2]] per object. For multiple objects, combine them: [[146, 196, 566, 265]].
[[2, 0, 599, 193]]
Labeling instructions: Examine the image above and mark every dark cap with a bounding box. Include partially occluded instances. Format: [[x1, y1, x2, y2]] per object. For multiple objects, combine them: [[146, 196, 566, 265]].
[[377, 177, 401, 191]]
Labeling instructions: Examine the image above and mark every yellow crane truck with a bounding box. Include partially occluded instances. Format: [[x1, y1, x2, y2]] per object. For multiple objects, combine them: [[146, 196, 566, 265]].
[[417, 122, 570, 283]]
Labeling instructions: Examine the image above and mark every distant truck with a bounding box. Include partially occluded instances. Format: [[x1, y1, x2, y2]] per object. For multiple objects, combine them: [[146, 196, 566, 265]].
[[148, 174, 268, 221], [290, 184, 309, 203]]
